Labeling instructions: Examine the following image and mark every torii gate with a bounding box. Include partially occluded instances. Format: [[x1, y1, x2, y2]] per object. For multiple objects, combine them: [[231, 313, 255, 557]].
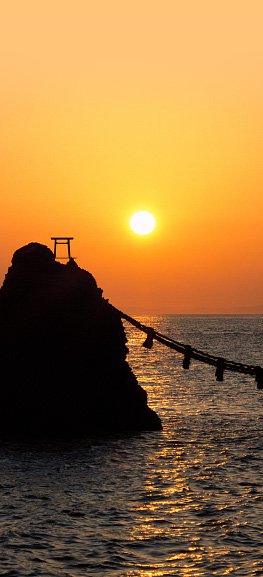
[[51, 237, 75, 261]]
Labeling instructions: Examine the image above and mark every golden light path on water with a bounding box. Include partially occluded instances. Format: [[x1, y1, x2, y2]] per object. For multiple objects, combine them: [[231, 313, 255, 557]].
[[0, 316, 262, 576], [122, 315, 263, 577], [125, 436, 234, 577]]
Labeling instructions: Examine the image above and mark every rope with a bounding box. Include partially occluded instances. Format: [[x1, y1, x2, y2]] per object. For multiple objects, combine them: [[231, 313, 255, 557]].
[[108, 303, 263, 390]]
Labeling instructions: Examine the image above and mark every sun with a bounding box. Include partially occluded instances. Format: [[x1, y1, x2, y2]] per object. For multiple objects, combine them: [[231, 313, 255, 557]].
[[130, 211, 156, 235]]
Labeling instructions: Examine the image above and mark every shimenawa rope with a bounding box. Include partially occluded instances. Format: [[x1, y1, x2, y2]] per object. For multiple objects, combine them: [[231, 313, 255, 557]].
[[108, 303, 263, 390]]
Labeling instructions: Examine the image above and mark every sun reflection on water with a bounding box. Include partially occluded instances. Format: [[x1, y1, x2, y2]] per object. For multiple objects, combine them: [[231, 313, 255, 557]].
[[1, 316, 262, 577], [125, 438, 217, 577], [119, 317, 263, 575]]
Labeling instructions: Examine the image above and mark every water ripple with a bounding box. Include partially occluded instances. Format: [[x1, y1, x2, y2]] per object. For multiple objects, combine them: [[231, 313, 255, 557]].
[[1, 315, 263, 576]]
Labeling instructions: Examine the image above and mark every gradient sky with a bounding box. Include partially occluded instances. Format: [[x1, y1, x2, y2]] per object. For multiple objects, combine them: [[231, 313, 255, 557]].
[[1, 1, 263, 313]]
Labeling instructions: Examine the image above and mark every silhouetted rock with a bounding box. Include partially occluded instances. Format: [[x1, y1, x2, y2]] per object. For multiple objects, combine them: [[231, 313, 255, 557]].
[[0, 243, 162, 437]]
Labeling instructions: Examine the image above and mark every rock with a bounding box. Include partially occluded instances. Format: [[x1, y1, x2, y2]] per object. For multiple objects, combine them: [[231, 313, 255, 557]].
[[0, 243, 162, 437]]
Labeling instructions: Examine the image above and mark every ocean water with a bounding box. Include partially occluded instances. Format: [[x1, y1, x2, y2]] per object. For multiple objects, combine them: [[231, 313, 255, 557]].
[[1, 315, 263, 577]]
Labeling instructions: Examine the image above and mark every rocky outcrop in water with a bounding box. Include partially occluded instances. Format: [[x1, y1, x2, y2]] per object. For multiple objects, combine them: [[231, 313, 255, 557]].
[[0, 243, 161, 437]]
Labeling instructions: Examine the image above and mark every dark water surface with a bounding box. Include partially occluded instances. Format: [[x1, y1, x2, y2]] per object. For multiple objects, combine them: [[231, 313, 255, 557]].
[[1, 315, 263, 576]]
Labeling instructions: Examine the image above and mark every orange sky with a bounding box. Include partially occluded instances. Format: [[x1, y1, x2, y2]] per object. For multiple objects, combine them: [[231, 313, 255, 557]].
[[1, 1, 263, 313]]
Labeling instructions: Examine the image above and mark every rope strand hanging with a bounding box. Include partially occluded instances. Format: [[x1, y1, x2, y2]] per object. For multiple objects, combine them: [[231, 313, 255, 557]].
[[108, 302, 263, 391]]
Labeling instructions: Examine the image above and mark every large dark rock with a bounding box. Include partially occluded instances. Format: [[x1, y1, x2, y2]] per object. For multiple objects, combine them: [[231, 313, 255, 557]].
[[0, 243, 162, 437]]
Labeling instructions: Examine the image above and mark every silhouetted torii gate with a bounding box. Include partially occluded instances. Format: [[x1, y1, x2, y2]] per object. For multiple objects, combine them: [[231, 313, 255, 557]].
[[51, 237, 75, 261]]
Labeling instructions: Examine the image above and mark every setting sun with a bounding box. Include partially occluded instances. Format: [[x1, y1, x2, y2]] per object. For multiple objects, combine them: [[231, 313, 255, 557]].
[[130, 211, 156, 236], [1, 1, 263, 314]]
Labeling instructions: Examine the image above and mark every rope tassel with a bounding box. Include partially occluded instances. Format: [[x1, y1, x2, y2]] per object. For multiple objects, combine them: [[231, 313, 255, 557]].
[[143, 328, 155, 349], [183, 345, 192, 369], [215, 358, 225, 381], [255, 366, 263, 390]]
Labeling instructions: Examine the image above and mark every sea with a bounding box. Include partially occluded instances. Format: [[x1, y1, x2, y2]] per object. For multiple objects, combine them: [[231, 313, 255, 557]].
[[1, 315, 263, 577]]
